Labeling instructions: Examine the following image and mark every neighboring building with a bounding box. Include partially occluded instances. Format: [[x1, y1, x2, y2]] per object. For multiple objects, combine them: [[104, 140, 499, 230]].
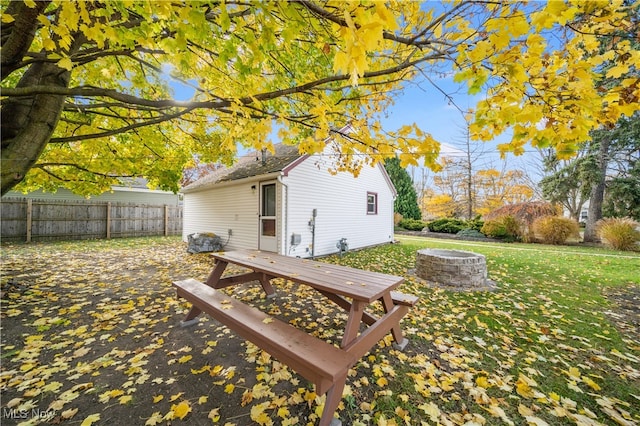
[[562, 200, 589, 223], [181, 131, 397, 258], [2, 178, 181, 205]]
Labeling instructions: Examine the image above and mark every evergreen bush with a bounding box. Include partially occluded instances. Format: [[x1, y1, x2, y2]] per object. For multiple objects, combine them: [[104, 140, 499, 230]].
[[426, 218, 466, 234], [398, 218, 428, 231], [456, 229, 486, 239]]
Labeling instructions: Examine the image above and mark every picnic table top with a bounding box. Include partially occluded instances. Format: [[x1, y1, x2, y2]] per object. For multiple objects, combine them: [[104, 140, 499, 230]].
[[212, 249, 405, 303]]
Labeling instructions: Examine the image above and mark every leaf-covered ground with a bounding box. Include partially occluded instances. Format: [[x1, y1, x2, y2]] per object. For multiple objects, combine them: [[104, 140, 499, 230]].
[[1, 236, 638, 426]]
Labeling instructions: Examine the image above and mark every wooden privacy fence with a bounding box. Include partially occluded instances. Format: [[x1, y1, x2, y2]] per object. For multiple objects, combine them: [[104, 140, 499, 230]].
[[1, 198, 182, 242]]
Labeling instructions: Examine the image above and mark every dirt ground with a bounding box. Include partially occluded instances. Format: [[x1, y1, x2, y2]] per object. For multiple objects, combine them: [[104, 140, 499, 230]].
[[0, 240, 395, 426]]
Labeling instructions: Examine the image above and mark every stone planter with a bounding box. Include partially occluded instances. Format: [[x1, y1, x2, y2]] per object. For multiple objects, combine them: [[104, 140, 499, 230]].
[[415, 249, 494, 290]]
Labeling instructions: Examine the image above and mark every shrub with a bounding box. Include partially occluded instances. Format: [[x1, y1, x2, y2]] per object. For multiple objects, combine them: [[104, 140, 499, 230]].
[[484, 202, 560, 242], [532, 216, 580, 245], [465, 217, 484, 232], [596, 217, 640, 251], [481, 215, 522, 241], [398, 218, 427, 231], [427, 218, 466, 234], [456, 229, 486, 239]]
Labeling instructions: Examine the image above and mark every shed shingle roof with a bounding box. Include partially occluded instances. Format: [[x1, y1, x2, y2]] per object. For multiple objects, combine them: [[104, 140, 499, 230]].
[[183, 143, 303, 192]]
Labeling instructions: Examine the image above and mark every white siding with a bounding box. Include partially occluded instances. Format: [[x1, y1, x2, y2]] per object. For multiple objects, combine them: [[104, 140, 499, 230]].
[[183, 150, 395, 257], [283, 151, 395, 258], [182, 182, 259, 251]]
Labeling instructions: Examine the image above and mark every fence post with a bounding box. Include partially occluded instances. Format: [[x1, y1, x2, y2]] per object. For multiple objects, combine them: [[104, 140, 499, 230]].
[[164, 205, 169, 236], [106, 202, 111, 239], [26, 199, 32, 243]]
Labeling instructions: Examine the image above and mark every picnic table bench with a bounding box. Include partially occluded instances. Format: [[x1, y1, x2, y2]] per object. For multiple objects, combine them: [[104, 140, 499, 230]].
[[173, 249, 418, 426]]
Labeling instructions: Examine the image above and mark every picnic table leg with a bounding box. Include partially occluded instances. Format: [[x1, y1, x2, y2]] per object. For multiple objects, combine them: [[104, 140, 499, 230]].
[[206, 259, 229, 288], [318, 373, 348, 426], [258, 273, 276, 298], [181, 260, 229, 327], [319, 290, 377, 326], [381, 293, 408, 350], [341, 301, 365, 348]]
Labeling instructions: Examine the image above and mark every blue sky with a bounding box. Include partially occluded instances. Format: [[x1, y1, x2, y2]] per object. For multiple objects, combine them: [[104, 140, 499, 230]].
[[375, 75, 541, 178]]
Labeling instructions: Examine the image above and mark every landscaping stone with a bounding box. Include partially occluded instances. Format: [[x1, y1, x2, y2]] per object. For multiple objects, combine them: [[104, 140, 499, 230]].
[[187, 232, 223, 253]]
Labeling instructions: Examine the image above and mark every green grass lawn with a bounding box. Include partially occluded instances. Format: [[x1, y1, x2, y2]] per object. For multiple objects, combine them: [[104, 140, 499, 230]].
[[1, 236, 638, 426], [322, 235, 640, 425]]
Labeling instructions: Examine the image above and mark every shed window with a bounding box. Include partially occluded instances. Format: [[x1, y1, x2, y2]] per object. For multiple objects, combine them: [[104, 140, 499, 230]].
[[367, 192, 378, 215]]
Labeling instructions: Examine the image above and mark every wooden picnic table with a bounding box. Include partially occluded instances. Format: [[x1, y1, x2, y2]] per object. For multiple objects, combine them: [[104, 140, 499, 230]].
[[174, 249, 417, 426]]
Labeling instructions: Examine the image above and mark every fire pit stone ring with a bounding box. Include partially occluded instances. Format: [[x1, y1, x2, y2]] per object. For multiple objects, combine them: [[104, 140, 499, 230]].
[[415, 248, 496, 291]]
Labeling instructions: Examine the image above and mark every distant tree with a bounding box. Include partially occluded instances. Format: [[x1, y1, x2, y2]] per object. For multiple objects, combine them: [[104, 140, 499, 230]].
[[384, 157, 421, 220], [423, 159, 535, 218], [423, 190, 457, 219], [584, 113, 640, 241], [474, 169, 534, 216], [602, 115, 640, 221], [539, 147, 596, 221], [604, 168, 640, 221], [428, 157, 468, 217]]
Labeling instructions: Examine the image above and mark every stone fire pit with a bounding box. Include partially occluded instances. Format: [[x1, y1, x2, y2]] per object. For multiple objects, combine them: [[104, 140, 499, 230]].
[[415, 248, 496, 291]]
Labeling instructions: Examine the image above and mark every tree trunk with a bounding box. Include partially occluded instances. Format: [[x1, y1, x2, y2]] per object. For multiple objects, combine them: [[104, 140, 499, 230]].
[[1, 1, 77, 195], [583, 136, 611, 242], [1, 61, 70, 195]]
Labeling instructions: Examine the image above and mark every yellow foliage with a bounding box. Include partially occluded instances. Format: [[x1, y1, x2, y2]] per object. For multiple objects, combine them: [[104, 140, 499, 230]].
[[4, 1, 637, 196]]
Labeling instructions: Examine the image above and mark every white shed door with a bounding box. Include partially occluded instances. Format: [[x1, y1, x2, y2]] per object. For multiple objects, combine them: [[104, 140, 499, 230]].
[[259, 181, 277, 252]]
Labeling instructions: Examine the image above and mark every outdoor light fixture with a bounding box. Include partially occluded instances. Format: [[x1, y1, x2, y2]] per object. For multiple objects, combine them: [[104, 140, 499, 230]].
[[251, 184, 256, 194]]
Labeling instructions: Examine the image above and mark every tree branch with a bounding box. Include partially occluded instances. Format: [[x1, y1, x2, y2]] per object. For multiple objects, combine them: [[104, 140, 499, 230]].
[[1, 0, 51, 80], [35, 162, 124, 179], [3, 53, 439, 109], [294, 0, 433, 48], [49, 107, 197, 143]]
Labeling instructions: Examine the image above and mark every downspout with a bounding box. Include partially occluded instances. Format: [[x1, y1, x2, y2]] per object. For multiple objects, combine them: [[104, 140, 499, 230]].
[[310, 208, 317, 259], [278, 175, 288, 255]]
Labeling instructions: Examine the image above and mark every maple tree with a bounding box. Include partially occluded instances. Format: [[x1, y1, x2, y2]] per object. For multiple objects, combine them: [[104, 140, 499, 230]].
[[1, 1, 638, 196]]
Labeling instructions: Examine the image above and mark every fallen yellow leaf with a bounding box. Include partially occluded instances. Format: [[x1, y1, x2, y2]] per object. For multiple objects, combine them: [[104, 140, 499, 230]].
[[80, 413, 100, 426], [119, 395, 133, 404], [61, 408, 78, 420], [171, 401, 191, 420], [145, 412, 163, 426], [208, 408, 221, 422]]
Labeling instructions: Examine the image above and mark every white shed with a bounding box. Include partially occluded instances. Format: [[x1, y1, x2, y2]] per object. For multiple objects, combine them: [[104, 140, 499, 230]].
[[182, 134, 397, 258]]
